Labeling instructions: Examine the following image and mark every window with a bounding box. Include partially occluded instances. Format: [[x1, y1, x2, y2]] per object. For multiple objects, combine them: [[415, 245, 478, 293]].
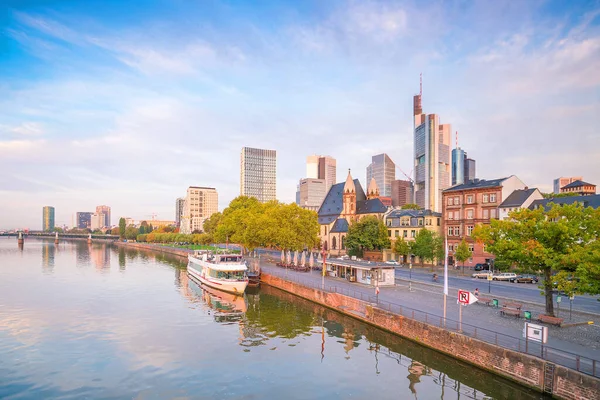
[[467, 225, 474, 236], [454, 196, 460, 205], [483, 194, 489, 203], [437, 218, 440, 226], [454, 211, 460, 220], [411, 230, 416, 238], [342, 236, 346, 250], [448, 197, 454, 205], [324, 226, 327, 235], [490, 209, 497, 219], [466, 209, 474, 219], [447, 211, 453, 220], [388, 230, 391, 237], [453, 227, 460, 236], [467, 195, 474, 204], [448, 227, 453, 236], [403, 230, 407, 238], [490, 193, 496, 203], [468, 244, 474, 252], [418, 219, 423, 226], [449, 244, 454, 251], [483, 209, 489, 219], [332, 236, 337, 250], [394, 230, 399, 237]]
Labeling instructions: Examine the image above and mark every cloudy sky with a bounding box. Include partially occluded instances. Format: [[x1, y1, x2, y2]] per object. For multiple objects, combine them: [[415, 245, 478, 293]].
[[1, 0, 599, 230]]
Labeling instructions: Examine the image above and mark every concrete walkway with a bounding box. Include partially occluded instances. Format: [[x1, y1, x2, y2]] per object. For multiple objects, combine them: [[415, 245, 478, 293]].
[[258, 259, 600, 369]]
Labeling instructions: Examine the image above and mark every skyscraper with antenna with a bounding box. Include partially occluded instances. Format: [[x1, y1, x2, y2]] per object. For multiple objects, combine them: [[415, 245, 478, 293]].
[[413, 75, 451, 212], [452, 131, 477, 186]]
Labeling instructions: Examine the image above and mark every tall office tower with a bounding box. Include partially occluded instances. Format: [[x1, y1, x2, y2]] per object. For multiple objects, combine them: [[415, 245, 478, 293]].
[[413, 78, 451, 212], [391, 180, 414, 207], [366, 154, 395, 197], [451, 147, 465, 186], [464, 157, 476, 182], [553, 176, 583, 194], [95, 205, 111, 227], [296, 178, 327, 211], [240, 147, 277, 202], [90, 213, 104, 231], [76, 212, 93, 229], [175, 197, 185, 227], [180, 187, 219, 234], [42, 206, 55, 231], [306, 155, 337, 193]]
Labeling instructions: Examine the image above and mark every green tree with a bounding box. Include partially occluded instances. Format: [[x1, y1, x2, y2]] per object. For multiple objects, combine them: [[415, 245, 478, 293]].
[[401, 203, 421, 210], [119, 218, 126, 238], [110, 227, 120, 236], [394, 237, 410, 262], [454, 239, 472, 275], [410, 229, 441, 268], [345, 216, 390, 257], [203, 212, 222, 235], [473, 203, 600, 316], [125, 226, 139, 240]]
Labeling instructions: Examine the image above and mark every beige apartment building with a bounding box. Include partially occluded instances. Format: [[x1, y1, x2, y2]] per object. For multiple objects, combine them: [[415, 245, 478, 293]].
[[180, 186, 218, 234], [240, 147, 276, 202], [553, 176, 583, 194]]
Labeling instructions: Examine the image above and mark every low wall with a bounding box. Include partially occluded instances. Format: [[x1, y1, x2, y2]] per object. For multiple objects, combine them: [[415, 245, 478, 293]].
[[261, 273, 600, 400], [113, 242, 190, 258]]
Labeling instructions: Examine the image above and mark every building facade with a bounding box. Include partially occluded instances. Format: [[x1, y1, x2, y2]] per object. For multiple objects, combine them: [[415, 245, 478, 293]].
[[175, 197, 185, 227], [76, 212, 93, 229], [384, 208, 442, 263], [95, 205, 111, 228], [90, 213, 104, 231], [442, 176, 526, 266], [452, 148, 477, 186], [465, 157, 476, 182], [240, 147, 277, 202], [180, 186, 219, 234], [391, 180, 414, 207], [560, 180, 596, 196], [42, 206, 55, 231], [318, 170, 388, 256], [366, 153, 395, 197], [553, 176, 583, 194], [306, 155, 337, 192], [498, 188, 543, 220], [413, 91, 451, 212], [296, 178, 327, 211]]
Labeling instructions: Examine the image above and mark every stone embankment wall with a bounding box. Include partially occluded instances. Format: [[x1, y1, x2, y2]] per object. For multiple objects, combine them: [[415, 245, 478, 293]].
[[113, 242, 190, 258], [261, 273, 600, 400]]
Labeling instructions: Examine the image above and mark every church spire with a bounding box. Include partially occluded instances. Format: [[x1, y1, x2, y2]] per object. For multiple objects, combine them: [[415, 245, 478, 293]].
[[343, 169, 355, 193]]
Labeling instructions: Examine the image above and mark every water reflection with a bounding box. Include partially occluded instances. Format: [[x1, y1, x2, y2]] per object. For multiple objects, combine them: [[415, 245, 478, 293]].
[[41, 242, 55, 273]]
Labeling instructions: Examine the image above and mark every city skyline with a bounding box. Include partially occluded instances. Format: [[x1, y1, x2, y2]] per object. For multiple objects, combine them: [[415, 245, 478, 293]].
[[1, 1, 599, 229]]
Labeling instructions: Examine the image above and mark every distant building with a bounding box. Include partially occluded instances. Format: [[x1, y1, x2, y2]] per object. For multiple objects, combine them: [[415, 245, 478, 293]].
[[76, 212, 93, 229], [498, 188, 543, 220], [124, 217, 135, 226], [175, 197, 185, 227], [442, 176, 527, 266], [95, 205, 111, 227], [560, 180, 596, 196], [140, 220, 177, 229], [240, 147, 276, 202], [306, 155, 337, 193], [452, 147, 477, 186], [42, 206, 55, 231], [366, 153, 395, 197], [553, 176, 583, 194], [90, 213, 104, 231], [465, 157, 476, 182], [530, 194, 600, 210], [391, 180, 414, 207], [413, 85, 451, 212], [180, 186, 219, 234], [296, 178, 327, 211]]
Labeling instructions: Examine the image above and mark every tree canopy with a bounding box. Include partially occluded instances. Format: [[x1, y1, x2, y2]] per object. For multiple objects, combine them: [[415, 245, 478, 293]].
[[401, 203, 421, 210], [454, 239, 472, 274], [394, 237, 411, 257], [472, 203, 600, 316], [345, 216, 390, 257], [411, 229, 444, 268], [119, 218, 126, 238]]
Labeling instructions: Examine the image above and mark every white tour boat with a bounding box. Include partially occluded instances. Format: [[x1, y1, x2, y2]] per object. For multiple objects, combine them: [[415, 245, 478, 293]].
[[187, 250, 248, 295]]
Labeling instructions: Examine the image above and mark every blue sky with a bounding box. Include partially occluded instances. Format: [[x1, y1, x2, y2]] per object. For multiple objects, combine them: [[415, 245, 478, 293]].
[[1, 0, 599, 229]]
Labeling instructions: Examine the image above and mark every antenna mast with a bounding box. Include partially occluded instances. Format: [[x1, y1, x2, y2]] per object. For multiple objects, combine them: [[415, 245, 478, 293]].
[[419, 73, 422, 97], [456, 131, 458, 149]]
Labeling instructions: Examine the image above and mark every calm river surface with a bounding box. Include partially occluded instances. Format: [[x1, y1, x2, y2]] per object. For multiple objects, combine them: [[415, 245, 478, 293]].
[[0, 239, 547, 399]]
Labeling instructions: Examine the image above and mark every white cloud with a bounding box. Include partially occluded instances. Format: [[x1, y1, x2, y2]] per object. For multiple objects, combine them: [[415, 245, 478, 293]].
[[9, 122, 44, 136]]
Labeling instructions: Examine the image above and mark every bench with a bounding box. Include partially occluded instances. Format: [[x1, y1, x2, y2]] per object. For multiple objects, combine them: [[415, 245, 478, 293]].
[[503, 301, 523, 310], [500, 307, 521, 317], [537, 314, 564, 326], [477, 296, 492, 306]]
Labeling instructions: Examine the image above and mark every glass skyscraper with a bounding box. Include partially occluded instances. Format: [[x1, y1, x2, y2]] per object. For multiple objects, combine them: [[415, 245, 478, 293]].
[[43, 206, 55, 231], [366, 153, 395, 197], [240, 147, 277, 203]]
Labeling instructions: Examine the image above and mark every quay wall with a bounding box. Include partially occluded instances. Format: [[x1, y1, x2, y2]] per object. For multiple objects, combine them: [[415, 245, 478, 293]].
[[113, 242, 190, 258], [261, 273, 600, 400]]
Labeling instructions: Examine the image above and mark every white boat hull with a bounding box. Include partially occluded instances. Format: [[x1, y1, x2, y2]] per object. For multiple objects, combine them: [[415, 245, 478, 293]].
[[187, 257, 248, 295]]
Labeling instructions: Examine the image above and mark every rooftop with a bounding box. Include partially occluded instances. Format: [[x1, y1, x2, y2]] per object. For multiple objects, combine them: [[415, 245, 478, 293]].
[[386, 208, 441, 218], [561, 180, 596, 189], [529, 194, 600, 210], [499, 188, 539, 208], [318, 179, 366, 224], [444, 177, 509, 193]]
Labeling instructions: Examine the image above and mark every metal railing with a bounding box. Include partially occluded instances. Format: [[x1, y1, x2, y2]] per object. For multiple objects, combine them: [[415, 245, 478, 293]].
[[266, 269, 600, 378]]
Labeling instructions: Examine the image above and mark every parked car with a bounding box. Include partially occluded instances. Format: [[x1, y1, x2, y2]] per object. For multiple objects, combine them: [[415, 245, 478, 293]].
[[510, 274, 539, 284], [493, 273, 517, 281], [474, 263, 490, 271], [472, 271, 493, 279], [385, 260, 399, 266]]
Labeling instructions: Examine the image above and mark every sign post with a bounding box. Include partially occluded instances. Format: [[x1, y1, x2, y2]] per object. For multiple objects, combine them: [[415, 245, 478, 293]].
[[487, 273, 492, 293], [523, 322, 548, 355], [409, 259, 413, 292], [457, 290, 477, 332], [569, 294, 574, 321], [557, 295, 562, 318]]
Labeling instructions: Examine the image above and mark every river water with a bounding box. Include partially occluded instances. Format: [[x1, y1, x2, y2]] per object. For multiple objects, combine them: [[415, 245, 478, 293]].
[[0, 239, 546, 399]]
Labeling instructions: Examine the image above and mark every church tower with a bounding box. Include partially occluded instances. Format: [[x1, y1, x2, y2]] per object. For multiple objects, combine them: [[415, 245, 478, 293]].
[[342, 169, 356, 218], [367, 177, 380, 200]]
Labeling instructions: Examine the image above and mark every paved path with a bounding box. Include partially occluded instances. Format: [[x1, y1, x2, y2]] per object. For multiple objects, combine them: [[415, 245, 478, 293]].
[[257, 259, 600, 367]]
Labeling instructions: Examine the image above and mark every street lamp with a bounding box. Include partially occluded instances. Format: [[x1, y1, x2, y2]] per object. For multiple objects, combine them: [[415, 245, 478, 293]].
[[409, 254, 414, 292]]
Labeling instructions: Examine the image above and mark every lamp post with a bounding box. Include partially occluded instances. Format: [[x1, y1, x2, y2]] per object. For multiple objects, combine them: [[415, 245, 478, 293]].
[[409, 255, 414, 292]]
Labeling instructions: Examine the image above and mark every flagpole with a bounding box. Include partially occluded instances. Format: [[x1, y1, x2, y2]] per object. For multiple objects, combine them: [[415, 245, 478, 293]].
[[443, 235, 449, 326]]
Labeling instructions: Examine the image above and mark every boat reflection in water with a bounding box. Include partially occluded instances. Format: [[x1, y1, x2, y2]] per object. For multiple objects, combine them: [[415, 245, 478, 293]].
[[187, 273, 247, 323]]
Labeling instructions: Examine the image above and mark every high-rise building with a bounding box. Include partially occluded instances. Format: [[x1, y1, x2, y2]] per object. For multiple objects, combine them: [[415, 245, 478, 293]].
[[296, 178, 327, 211], [306, 155, 337, 191], [95, 205, 111, 227], [90, 213, 104, 231], [413, 81, 451, 212], [76, 212, 93, 229], [465, 157, 476, 182], [366, 154, 395, 197], [451, 148, 477, 186], [240, 147, 277, 202], [391, 180, 414, 207], [553, 176, 583, 194], [42, 206, 55, 231], [180, 187, 219, 234], [175, 198, 185, 227]]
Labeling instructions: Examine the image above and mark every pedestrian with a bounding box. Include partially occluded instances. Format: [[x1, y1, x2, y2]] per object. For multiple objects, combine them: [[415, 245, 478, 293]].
[[475, 288, 480, 297]]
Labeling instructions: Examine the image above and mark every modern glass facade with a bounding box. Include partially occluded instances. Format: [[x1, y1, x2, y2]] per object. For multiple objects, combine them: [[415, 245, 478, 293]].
[[452, 148, 465, 186], [43, 206, 55, 231], [366, 153, 395, 197], [175, 198, 185, 227], [240, 147, 277, 202], [95, 205, 111, 227], [76, 212, 93, 229]]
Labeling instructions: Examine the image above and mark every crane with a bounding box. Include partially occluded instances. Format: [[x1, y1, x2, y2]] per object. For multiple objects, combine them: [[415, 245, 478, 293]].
[[397, 166, 414, 183]]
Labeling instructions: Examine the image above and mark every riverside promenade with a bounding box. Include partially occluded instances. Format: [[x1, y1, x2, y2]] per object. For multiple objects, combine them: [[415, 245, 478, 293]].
[[257, 257, 600, 379]]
